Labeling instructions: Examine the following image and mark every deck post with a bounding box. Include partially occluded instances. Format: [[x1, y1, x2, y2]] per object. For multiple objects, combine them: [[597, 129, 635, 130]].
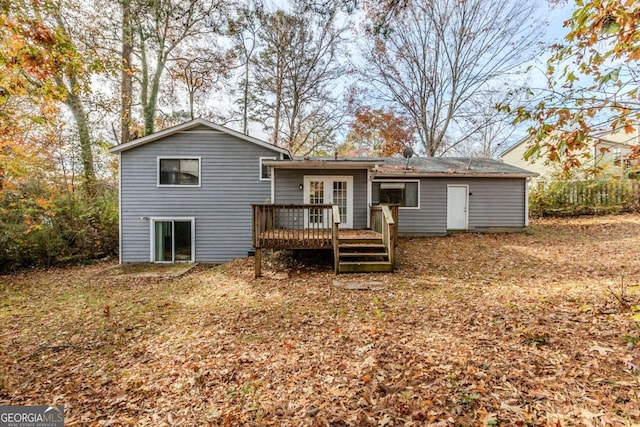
[[332, 205, 341, 274], [254, 248, 262, 278], [391, 204, 399, 247], [388, 222, 396, 268]]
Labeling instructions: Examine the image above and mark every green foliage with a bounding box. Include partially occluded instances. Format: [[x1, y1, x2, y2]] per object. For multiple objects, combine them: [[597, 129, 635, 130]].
[[0, 180, 118, 272], [510, 0, 640, 169], [529, 178, 640, 217]]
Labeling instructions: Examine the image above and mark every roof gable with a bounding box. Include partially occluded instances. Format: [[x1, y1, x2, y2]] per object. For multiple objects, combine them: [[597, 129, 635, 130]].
[[499, 136, 529, 158], [109, 118, 291, 157]]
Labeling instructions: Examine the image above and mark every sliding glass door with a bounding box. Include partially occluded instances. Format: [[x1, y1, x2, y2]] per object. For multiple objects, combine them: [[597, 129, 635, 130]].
[[152, 218, 194, 262]]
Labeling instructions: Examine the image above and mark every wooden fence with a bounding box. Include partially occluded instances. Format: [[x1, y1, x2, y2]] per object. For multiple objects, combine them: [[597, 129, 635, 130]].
[[530, 179, 640, 216]]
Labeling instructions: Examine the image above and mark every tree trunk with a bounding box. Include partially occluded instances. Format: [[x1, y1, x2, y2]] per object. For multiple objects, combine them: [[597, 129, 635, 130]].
[[189, 90, 195, 120], [142, 52, 164, 135], [64, 88, 96, 197], [120, 0, 133, 143], [273, 52, 283, 146], [242, 61, 250, 134]]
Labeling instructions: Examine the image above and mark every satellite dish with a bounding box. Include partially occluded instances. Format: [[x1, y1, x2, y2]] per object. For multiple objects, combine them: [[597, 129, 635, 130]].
[[403, 147, 414, 170]]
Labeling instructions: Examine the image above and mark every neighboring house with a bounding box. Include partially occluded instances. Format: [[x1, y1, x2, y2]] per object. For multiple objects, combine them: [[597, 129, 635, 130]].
[[110, 119, 537, 273], [500, 126, 640, 181]]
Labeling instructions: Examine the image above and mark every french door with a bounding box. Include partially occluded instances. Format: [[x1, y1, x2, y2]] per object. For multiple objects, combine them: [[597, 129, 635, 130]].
[[151, 218, 195, 262], [303, 176, 353, 228]]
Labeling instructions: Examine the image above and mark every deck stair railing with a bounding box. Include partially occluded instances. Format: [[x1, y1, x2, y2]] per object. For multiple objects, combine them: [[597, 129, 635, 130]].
[[370, 204, 399, 247], [379, 205, 396, 267]]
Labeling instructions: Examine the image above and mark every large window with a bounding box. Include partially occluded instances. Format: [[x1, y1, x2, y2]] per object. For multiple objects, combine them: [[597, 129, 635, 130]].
[[372, 181, 419, 208], [158, 158, 200, 186]]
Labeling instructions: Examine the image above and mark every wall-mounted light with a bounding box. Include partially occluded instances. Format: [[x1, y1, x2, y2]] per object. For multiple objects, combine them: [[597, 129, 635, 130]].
[[298, 184, 304, 191]]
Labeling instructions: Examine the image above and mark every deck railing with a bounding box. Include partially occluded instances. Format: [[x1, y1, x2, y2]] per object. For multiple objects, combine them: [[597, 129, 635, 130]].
[[252, 204, 336, 250], [252, 203, 341, 277]]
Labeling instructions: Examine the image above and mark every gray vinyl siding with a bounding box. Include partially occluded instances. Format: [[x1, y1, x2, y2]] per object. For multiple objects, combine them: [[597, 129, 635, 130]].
[[396, 179, 447, 235], [273, 169, 369, 229], [393, 177, 527, 235], [120, 130, 279, 263], [465, 178, 526, 229]]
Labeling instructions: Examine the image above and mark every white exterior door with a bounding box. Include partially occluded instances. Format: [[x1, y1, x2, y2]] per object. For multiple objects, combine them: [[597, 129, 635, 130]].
[[447, 185, 468, 230], [304, 176, 353, 228]]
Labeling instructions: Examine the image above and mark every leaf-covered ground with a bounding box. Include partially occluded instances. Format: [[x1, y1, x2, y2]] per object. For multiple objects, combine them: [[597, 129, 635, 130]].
[[1, 215, 639, 426]]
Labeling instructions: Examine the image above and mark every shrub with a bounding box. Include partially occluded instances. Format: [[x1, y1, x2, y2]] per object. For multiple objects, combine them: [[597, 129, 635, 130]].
[[0, 180, 118, 272], [530, 178, 640, 217]]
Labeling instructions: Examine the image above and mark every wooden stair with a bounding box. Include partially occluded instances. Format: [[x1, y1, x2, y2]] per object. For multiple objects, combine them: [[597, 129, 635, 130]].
[[337, 232, 393, 273]]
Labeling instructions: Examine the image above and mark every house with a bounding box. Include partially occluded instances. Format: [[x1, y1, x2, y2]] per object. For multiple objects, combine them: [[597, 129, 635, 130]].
[[500, 126, 640, 181], [110, 119, 537, 274]]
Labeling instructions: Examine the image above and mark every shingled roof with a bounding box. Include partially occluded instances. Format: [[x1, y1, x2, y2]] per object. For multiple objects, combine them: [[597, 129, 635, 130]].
[[266, 156, 537, 178], [375, 156, 538, 178]]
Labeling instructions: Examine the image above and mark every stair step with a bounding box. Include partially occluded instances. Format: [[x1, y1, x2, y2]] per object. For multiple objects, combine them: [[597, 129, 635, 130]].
[[339, 238, 383, 244], [338, 261, 394, 273], [340, 252, 388, 258], [339, 243, 386, 250]]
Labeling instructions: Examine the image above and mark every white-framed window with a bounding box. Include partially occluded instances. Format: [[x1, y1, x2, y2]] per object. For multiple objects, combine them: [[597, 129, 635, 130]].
[[150, 217, 195, 262], [260, 157, 276, 181], [157, 157, 201, 187], [372, 180, 420, 209]]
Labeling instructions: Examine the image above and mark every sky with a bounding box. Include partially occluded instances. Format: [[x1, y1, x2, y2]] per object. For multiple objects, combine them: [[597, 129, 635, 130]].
[[200, 0, 578, 154]]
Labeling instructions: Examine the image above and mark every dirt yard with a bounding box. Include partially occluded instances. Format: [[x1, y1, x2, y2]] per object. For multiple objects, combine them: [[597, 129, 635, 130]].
[[1, 215, 639, 426]]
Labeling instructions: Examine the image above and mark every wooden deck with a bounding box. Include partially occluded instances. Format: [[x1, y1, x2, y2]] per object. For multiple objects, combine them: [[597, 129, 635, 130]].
[[252, 204, 398, 277]]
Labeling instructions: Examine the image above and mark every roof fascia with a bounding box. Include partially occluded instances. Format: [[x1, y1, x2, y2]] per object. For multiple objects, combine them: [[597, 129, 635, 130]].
[[109, 118, 291, 157]]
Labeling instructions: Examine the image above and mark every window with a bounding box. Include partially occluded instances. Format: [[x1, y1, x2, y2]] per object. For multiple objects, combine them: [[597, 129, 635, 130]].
[[260, 157, 276, 180], [158, 158, 200, 186], [611, 147, 623, 166], [372, 181, 419, 208]]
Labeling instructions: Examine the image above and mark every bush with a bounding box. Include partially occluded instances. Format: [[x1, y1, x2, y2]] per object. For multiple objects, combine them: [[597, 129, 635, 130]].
[[530, 178, 640, 217], [0, 180, 118, 272]]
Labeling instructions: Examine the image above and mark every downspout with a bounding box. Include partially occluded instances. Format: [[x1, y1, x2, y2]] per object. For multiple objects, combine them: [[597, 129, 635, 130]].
[[524, 177, 530, 227], [270, 166, 275, 203], [366, 166, 373, 229], [118, 152, 123, 263]]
